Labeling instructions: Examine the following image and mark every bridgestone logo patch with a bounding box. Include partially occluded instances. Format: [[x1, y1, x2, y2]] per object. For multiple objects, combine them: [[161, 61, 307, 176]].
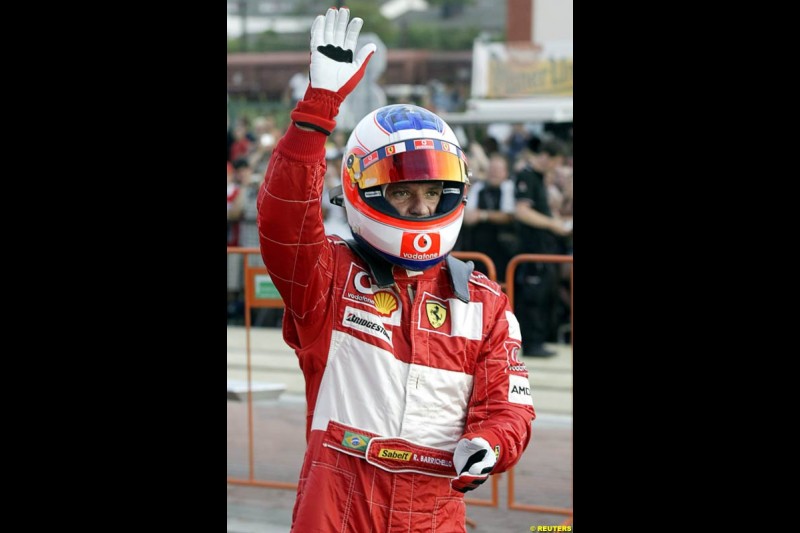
[[342, 306, 392, 342]]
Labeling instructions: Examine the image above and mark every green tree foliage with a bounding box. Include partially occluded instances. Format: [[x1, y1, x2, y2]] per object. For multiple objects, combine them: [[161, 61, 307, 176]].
[[425, 0, 477, 18], [402, 23, 482, 50], [229, 0, 398, 52]]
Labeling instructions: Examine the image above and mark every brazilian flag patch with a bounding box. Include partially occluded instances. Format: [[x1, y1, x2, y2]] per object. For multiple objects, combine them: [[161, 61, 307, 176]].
[[342, 431, 371, 452]]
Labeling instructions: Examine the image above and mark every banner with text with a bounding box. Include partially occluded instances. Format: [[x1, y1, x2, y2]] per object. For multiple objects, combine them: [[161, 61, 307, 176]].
[[471, 41, 573, 99]]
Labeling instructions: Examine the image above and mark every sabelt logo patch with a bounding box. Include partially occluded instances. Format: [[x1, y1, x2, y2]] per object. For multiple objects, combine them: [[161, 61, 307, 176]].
[[378, 448, 412, 461], [366, 437, 456, 476], [400, 232, 440, 261], [508, 374, 533, 406]]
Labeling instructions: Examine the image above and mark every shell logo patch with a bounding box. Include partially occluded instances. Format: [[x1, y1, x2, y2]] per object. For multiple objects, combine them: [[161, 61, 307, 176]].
[[426, 301, 447, 329], [374, 291, 398, 315], [343, 264, 403, 325]]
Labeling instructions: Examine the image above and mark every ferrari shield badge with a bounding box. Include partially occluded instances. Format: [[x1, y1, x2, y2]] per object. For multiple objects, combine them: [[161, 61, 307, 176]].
[[425, 301, 447, 329]]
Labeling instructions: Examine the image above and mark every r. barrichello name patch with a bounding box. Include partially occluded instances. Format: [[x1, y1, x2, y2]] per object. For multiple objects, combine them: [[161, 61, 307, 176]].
[[508, 374, 533, 406]]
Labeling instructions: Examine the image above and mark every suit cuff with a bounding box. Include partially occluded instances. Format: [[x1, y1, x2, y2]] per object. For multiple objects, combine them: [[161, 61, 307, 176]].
[[289, 87, 344, 136]]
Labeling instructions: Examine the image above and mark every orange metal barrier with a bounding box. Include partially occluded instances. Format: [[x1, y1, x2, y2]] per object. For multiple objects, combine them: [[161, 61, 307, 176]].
[[451, 250, 497, 283], [227, 246, 295, 491], [505, 253, 573, 524]]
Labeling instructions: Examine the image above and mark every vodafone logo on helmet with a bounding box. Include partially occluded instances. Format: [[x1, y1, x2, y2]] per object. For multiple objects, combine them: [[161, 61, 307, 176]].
[[413, 234, 433, 252], [400, 232, 441, 260]]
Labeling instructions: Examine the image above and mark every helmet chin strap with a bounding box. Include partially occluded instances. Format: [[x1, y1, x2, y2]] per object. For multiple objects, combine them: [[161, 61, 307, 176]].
[[329, 185, 344, 206], [445, 254, 473, 303], [345, 238, 396, 289]]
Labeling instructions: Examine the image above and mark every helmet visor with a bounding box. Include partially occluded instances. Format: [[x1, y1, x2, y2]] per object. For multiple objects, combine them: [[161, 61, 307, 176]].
[[345, 142, 469, 190]]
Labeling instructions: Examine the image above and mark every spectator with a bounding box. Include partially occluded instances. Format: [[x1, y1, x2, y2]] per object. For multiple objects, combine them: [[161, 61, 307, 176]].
[[229, 120, 252, 163], [247, 115, 280, 174], [549, 163, 573, 339], [286, 70, 309, 108], [506, 123, 532, 165], [227, 110, 234, 162], [227, 160, 245, 322], [235, 158, 284, 328], [466, 140, 490, 183], [462, 153, 518, 282], [512, 138, 572, 357]]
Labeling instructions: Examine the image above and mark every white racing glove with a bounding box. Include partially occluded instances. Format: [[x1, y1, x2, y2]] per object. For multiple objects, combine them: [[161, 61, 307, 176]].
[[291, 8, 377, 135], [450, 437, 497, 493]]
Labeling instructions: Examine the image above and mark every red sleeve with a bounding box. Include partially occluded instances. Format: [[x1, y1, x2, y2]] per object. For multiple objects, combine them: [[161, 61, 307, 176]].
[[461, 293, 536, 473], [256, 124, 335, 348]]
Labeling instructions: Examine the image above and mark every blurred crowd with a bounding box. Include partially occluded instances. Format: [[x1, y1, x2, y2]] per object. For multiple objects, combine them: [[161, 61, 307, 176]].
[[227, 110, 573, 355]]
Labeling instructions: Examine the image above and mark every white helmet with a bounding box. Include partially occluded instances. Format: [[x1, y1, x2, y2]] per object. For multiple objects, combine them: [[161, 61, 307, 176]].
[[337, 104, 470, 270]]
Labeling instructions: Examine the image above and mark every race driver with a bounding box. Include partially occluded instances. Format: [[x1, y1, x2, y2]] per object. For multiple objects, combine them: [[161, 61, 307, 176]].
[[256, 8, 536, 532]]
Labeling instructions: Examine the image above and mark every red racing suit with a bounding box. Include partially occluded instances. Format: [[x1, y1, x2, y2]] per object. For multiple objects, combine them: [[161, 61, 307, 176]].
[[257, 124, 536, 533]]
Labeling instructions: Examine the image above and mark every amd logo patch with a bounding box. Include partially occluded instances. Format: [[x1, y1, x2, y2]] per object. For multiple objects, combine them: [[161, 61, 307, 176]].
[[508, 375, 533, 406], [510, 384, 530, 395]]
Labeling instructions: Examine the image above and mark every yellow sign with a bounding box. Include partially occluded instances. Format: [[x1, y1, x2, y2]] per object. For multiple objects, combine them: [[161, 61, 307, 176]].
[[489, 58, 573, 97]]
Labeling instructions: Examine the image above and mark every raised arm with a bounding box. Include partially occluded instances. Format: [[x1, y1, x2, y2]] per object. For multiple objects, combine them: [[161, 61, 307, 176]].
[[256, 8, 375, 332]]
